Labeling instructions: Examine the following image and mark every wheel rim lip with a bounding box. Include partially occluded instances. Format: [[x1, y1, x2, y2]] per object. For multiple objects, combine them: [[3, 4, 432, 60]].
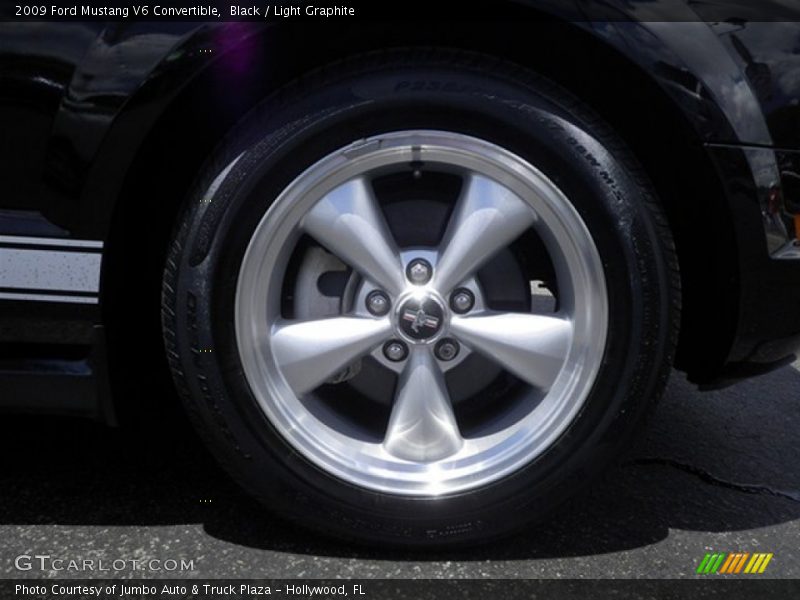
[[234, 130, 609, 496]]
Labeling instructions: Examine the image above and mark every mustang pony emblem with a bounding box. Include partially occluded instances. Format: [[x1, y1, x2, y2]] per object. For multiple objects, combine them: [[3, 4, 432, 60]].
[[402, 308, 440, 333]]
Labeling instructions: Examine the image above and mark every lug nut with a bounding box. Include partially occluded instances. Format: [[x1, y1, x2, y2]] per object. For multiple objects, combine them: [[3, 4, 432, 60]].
[[435, 338, 460, 361], [383, 340, 409, 362], [366, 290, 391, 316], [450, 288, 475, 314], [406, 259, 433, 285]]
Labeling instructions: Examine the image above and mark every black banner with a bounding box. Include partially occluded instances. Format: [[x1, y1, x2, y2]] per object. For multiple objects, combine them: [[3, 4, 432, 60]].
[[3, 0, 800, 22], [3, 579, 800, 600]]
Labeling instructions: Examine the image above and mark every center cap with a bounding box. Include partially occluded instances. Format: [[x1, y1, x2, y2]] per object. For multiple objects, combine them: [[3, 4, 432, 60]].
[[397, 295, 445, 342]]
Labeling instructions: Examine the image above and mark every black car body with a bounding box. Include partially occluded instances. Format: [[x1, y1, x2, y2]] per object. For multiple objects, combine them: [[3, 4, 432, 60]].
[[3, 3, 799, 421]]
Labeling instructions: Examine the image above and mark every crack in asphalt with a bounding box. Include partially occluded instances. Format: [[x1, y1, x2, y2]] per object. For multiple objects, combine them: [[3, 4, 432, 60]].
[[627, 457, 800, 504]]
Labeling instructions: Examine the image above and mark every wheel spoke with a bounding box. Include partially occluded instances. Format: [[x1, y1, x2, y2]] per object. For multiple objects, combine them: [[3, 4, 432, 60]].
[[384, 349, 463, 462], [450, 312, 572, 391], [434, 174, 536, 294], [271, 317, 391, 395], [301, 177, 405, 295]]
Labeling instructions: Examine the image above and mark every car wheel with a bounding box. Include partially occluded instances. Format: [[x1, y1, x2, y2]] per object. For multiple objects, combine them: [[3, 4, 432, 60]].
[[162, 50, 679, 546]]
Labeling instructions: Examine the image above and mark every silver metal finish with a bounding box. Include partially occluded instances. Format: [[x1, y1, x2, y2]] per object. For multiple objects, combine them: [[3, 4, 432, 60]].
[[0, 248, 101, 293], [450, 288, 474, 314], [774, 240, 800, 260], [407, 259, 433, 285], [383, 340, 408, 362], [0, 235, 103, 249], [434, 174, 537, 294], [366, 291, 391, 316], [450, 313, 571, 391], [235, 131, 608, 496], [271, 317, 391, 395], [301, 178, 406, 296], [0, 236, 104, 304], [434, 339, 460, 361], [0, 292, 99, 304], [384, 348, 463, 462]]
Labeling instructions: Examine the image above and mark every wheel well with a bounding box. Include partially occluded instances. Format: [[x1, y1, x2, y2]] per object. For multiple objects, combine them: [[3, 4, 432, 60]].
[[102, 20, 739, 416]]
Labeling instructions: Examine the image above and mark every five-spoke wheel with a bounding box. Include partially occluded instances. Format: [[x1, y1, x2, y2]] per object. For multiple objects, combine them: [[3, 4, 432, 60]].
[[235, 131, 608, 495]]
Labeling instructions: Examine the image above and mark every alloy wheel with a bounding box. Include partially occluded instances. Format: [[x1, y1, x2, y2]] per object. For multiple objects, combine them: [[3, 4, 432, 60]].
[[235, 130, 608, 496]]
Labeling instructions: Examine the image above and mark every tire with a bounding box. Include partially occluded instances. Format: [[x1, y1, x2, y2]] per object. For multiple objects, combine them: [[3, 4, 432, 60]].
[[162, 49, 680, 547]]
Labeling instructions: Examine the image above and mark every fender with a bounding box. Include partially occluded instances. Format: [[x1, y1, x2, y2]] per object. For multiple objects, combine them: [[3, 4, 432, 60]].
[[5, 3, 797, 246], [575, 15, 792, 254], [53, 12, 793, 242], [44, 22, 243, 239]]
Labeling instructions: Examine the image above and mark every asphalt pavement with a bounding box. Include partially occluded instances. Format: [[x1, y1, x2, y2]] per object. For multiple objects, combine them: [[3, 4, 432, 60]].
[[1, 360, 799, 579]]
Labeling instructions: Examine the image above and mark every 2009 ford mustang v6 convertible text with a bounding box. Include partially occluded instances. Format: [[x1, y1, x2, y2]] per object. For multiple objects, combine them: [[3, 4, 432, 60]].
[[1, 3, 800, 545]]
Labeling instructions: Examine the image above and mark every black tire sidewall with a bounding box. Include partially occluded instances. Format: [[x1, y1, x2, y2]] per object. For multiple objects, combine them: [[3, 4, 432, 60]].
[[165, 57, 673, 545]]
